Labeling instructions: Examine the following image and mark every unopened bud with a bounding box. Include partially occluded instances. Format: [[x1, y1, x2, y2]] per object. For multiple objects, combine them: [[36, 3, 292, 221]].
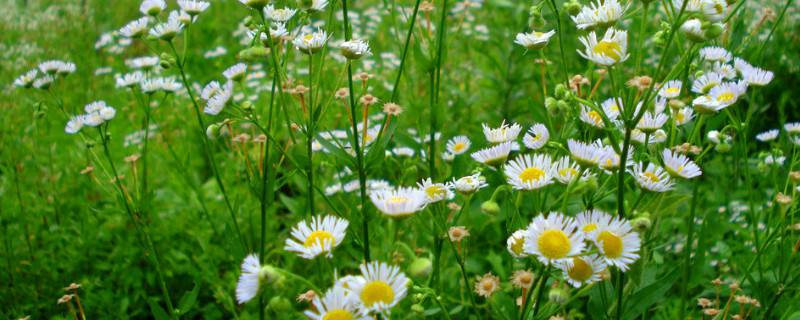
[[481, 200, 501, 215]]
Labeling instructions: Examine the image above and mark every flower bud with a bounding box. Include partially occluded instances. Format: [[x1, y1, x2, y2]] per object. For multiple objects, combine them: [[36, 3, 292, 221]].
[[703, 23, 724, 40], [411, 304, 425, 314], [268, 296, 292, 313], [564, 0, 582, 16], [408, 258, 433, 278], [238, 47, 272, 62], [631, 216, 652, 232], [206, 123, 221, 139], [548, 287, 570, 305], [715, 143, 732, 153], [481, 200, 501, 215], [241, 101, 255, 112]]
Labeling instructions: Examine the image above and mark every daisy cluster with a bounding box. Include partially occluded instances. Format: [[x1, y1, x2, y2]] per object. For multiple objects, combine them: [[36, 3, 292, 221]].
[[13, 60, 76, 89]]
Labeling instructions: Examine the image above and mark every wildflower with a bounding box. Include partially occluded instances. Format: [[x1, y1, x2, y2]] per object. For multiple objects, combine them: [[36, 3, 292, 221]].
[[636, 112, 668, 133], [150, 18, 184, 41], [284, 215, 349, 259], [369, 187, 428, 217], [507, 229, 528, 258], [202, 80, 234, 115], [38, 60, 76, 75], [294, 29, 328, 54], [697, 297, 713, 308], [482, 120, 522, 144], [662, 149, 702, 179], [575, 209, 613, 235], [523, 124, 549, 150], [504, 154, 555, 190], [263, 4, 296, 22], [417, 178, 454, 203], [680, 19, 705, 42], [559, 255, 606, 287], [511, 270, 535, 289], [304, 286, 360, 320], [741, 66, 774, 86], [514, 30, 555, 50], [577, 28, 629, 66], [350, 261, 410, 315], [474, 273, 500, 298], [673, 107, 695, 125], [13, 69, 38, 88], [448, 226, 470, 242], [236, 254, 263, 304], [756, 129, 779, 142], [523, 213, 585, 265], [126, 56, 160, 70], [471, 141, 514, 166], [140, 0, 166, 16], [699, 46, 731, 62], [65, 116, 84, 134], [626, 75, 652, 91], [588, 216, 641, 271], [691, 72, 723, 94], [658, 80, 682, 98], [452, 173, 488, 194], [553, 156, 591, 184], [580, 105, 606, 128], [120, 17, 151, 38], [568, 139, 603, 167], [446, 136, 471, 155], [223, 63, 247, 81], [178, 0, 210, 15], [341, 39, 372, 60], [701, 0, 726, 22], [572, 0, 627, 29], [115, 71, 144, 88], [631, 162, 674, 192]]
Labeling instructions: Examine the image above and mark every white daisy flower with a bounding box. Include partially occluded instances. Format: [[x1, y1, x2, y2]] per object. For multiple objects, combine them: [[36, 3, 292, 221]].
[[446, 135, 471, 155], [224, 63, 248, 81], [452, 173, 488, 195], [575, 209, 613, 235], [264, 5, 296, 22], [691, 95, 725, 114], [507, 229, 529, 258], [350, 261, 410, 315], [673, 107, 695, 125], [558, 255, 607, 287], [32, 75, 55, 89], [308, 0, 329, 11], [713, 62, 736, 80], [65, 116, 84, 134], [741, 66, 774, 86], [236, 254, 263, 304], [571, 0, 627, 29], [680, 18, 705, 42], [598, 145, 633, 172], [698, 46, 731, 62], [553, 156, 592, 184], [203, 80, 234, 115], [482, 120, 522, 144], [369, 187, 428, 217], [417, 178, 454, 203], [305, 286, 365, 320], [756, 129, 779, 142], [708, 81, 747, 107], [13, 69, 38, 88], [514, 30, 555, 50], [631, 162, 674, 192], [785, 122, 800, 134], [600, 97, 624, 119], [568, 139, 603, 167], [589, 217, 641, 271], [504, 154, 555, 190], [150, 18, 184, 41], [120, 17, 151, 38], [701, 0, 726, 22], [140, 0, 166, 16], [115, 71, 144, 88], [662, 149, 702, 179], [341, 39, 372, 60], [579, 105, 606, 128], [471, 141, 514, 166], [523, 213, 585, 265], [631, 129, 666, 145], [284, 215, 349, 259], [733, 57, 753, 74], [523, 124, 549, 150], [691, 72, 724, 94], [658, 80, 682, 98], [38, 60, 76, 75], [293, 29, 328, 54], [178, 0, 210, 15], [577, 28, 629, 66], [126, 56, 159, 69], [636, 112, 668, 133]]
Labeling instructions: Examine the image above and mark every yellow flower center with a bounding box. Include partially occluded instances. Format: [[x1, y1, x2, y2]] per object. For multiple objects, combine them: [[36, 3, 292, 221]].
[[388, 196, 409, 204], [537, 229, 571, 259], [360, 281, 395, 307], [559, 168, 578, 178], [304, 34, 314, 43], [714, 3, 724, 14], [453, 142, 466, 153], [583, 223, 598, 233], [593, 41, 621, 61], [701, 82, 719, 93], [587, 111, 603, 126], [643, 172, 661, 183], [511, 237, 525, 255], [322, 309, 354, 320], [597, 230, 623, 258], [675, 112, 685, 123], [568, 257, 594, 282], [666, 87, 680, 95], [425, 185, 447, 199], [519, 167, 545, 183], [716, 92, 735, 103], [304, 230, 334, 248]]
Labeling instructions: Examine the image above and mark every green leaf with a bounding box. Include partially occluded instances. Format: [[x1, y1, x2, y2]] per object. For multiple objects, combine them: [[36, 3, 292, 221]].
[[178, 281, 201, 315], [622, 267, 681, 320], [147, 298, 172, 320]]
